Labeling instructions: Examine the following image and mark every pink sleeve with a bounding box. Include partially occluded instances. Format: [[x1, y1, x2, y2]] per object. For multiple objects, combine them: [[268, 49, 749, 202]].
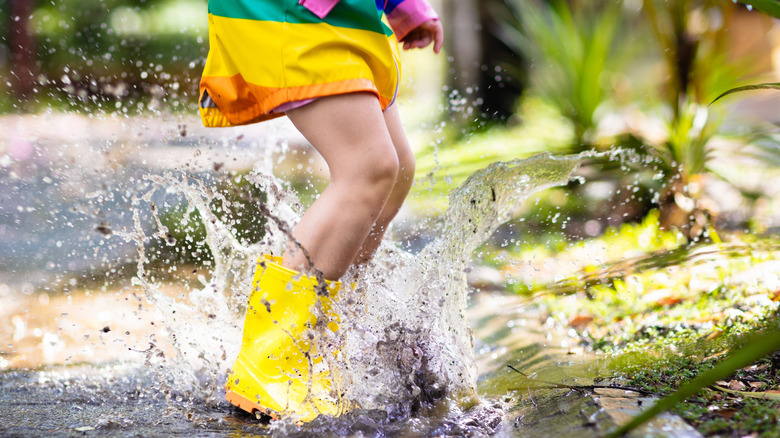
[[386, 0, 439, 42], [298, 0, 340, 19]]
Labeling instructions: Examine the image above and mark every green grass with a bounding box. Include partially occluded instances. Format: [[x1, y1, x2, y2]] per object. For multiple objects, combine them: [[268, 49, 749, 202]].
[[607, 316, 780, 437], [490, 217, 780, 436]]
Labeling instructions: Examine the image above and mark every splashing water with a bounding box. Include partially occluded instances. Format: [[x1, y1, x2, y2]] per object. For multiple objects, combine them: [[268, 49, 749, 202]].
[[122, 152, 581, 423]]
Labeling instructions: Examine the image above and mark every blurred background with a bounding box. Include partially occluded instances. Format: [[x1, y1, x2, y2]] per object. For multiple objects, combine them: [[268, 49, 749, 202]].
[[3, 0, 780, 342], [2, 0, 780, 316], [4, 0, 779, 223]]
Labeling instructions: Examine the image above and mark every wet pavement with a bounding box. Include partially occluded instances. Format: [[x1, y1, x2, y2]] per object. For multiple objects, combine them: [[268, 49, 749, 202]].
[[0, 288, 704, 437]]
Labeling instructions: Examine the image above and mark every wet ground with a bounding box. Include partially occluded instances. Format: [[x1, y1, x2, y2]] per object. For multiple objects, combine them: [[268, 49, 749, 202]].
[[0, 364, 697, 437], [0, 113, 725, 436], [0, 287, 703, 437], [0, 364, 243, 438]]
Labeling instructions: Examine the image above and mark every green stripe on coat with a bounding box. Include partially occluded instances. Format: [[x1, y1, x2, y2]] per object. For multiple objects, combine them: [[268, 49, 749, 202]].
[[208, 0, 393, 36]]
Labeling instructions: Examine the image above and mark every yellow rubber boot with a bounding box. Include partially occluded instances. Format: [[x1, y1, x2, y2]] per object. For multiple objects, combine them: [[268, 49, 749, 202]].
[[225, 255, 343, 422]]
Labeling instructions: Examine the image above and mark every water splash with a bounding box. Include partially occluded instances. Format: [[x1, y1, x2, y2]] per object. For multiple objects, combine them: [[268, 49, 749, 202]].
[[333, 154, 582, 415], [123, 152, 581, 421]]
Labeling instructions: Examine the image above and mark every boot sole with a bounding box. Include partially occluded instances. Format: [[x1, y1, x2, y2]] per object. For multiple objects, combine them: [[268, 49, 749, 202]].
[[226, 388, 279, 421]]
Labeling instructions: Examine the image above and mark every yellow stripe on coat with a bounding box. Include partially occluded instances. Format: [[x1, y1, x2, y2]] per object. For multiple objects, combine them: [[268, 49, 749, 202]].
[[200, 14, 401, 127]]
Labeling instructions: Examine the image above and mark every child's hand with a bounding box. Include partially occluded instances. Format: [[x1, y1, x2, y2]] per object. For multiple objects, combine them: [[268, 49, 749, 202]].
[[401, 19, 443, 54]]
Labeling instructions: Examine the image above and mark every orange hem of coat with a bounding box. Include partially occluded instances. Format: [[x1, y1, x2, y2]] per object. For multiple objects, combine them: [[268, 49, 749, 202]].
[[199, 77, 390, 127]]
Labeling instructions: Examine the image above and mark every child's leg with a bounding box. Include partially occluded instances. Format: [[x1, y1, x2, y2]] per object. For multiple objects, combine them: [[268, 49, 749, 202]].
[[282, 92, 400, 280], [353, 103, 415, 264]]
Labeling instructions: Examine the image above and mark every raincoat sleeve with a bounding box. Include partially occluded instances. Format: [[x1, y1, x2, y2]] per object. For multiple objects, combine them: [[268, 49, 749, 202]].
[[384, 0, 439, 42]]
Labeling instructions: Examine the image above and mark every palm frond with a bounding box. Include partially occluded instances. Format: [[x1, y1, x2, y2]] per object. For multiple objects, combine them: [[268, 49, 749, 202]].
[[735, 0, 780, 19], [710, 83, 780, 105]]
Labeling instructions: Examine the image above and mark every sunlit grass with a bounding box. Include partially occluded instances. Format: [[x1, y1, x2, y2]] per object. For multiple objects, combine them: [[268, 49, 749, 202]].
[[487, 210, 686, 293], [475, 203, 779, 356]]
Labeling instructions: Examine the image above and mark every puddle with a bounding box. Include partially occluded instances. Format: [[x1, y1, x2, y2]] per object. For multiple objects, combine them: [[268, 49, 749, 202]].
[[1, 116, 710, 437]]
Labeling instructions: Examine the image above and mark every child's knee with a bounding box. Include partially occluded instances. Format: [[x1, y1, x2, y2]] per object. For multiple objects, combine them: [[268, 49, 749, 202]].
[[364, 145, 400, 189], [344, 149, 397, 213]]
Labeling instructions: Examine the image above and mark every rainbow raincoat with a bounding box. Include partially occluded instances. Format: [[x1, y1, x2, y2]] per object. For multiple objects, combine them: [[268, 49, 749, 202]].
[[199, 0, 438, 127]]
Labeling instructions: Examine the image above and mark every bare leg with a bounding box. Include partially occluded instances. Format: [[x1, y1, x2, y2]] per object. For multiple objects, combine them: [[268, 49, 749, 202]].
[[282, 93, 399, 280], [353, 104, 415, 264]]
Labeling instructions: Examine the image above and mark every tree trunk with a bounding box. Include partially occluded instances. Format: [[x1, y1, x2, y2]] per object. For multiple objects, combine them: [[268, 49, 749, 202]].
[[440, 0, 525, 125], [9, 0, 37, 100], [441, 0, 482, 123], [476, 0, 524, 122]]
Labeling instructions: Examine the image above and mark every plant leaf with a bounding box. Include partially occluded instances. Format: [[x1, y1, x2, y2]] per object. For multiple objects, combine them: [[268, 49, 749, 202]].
[[713, 386, 780, 400], [605, 326, 780, 437], [710, 83, 780, 105], [735, 0, 780, 19]]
